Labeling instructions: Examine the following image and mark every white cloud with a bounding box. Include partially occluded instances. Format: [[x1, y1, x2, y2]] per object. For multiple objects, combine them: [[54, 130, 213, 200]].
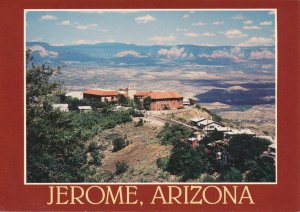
[[73, 39, 101, 45], [243, 20, 253, 25], [213, 21, 224, 25], [184, 32, 199, 37], [158, 47, 187, 58], [239, 37, 274, 46], [29, 45, 58, 57], [201, 32, 215, 36], [232, 15, 244, 20], [115, 50, 142, 58], [199, 47, 247, 63], [183, 14, 189, 19], [75, 24, 98, 30], [262, 64, 275, 69], [107, 39, 115, 43], [61, 20, 71, 26], [39, 15, 57, 21], [224, 29, 248, 38], [268, 11, 275, 15], [135, 15, 156, 23], [243, 25, 261, 30], [30, 37, 42, 42], [176, 28, 187, 32], [250, 49, 275, 59], [51, 43, 65, 46], [99, 28, 108, 32], [149, 35, 176, 43], [77, 11, 104, 14], [192, 21, 206, 26], [259, 21, 272, 26]]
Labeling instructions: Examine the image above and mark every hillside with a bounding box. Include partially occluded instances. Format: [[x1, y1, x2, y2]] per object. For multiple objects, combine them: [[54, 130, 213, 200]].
[[86, 122, 178, 183]]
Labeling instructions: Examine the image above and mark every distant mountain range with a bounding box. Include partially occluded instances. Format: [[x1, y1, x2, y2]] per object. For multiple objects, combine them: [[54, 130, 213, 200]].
[[26, 42, 275, 70]]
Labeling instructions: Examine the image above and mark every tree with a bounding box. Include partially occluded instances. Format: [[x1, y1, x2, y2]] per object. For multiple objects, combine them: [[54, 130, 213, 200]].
[[117, 94, 129, 106], [227, 134, 271, 170], [143, 96, 152, 110], [112, 137, 126, 152], [156, 157, 170, 171], [26, 49, 87, 182], [167, 141, 212, 181], [134, 98, 144, 110], [158, 124, 193, 145], [245, 157, 275, 182], [115, 161, 128, 175], [135, 118, 144, 127], [219, 168, 243, 182], [189, 98, 196, 105]]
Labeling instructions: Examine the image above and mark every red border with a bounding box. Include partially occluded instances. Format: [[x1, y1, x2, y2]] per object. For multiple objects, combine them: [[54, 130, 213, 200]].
[[0, 0, 299, 210]]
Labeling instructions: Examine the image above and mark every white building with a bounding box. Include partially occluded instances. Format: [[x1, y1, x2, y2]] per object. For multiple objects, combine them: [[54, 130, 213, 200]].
[[52, 104, 69, 112], [197, 119, 215, 128], [78, 106, 92, 112], [183, 98, 190, 106], [224, 129, 256, 138]]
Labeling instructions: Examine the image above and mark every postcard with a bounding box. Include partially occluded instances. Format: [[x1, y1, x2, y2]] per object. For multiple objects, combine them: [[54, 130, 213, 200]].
[[0, 0, 299, 211]]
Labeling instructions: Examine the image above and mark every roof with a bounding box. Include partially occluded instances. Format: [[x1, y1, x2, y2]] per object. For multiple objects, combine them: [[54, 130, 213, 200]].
[[190, 117, 206, 122], [78, 106, 92, 110], [226, 129, 256, 135], [197, 119, 214, 126], [188, 137, 197, 141], [52, 104, 68, 108], [83, 89, 118, 96], [135, 91, 183, 100], [216, 127, 231, 132], [135, 91, 150, 96]]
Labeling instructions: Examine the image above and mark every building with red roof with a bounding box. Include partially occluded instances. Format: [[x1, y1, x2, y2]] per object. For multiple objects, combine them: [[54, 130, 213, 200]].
[[83, 89, 119, 102], [135, 91, 183, 110], [82, 85, 184, 110]]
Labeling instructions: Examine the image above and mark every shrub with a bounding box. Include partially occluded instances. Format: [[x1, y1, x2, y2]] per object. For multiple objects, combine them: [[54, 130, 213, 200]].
[[112, 137, 126, 152], [158, 124, 192, 145], [115, 161, 128, 175], [245, 157, 275, 182], [135, 118, 144, 127], [227, 135, 271, 170], [87, 141, 98, 152], [156, 157, 170, 171], [219, 168, 243, 182]]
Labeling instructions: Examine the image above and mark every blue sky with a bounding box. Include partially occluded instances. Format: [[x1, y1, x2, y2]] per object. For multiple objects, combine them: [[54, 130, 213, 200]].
[[26, 10, 275, 46]]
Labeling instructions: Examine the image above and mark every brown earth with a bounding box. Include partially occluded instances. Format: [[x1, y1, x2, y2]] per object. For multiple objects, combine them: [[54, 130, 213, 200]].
[[162, 108, 211, 124], [88, 121, 178, 182]]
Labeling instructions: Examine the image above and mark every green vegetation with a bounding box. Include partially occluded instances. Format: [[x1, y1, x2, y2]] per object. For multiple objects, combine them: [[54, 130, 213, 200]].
[[117, 94, 129, 106], [189, 98, 196, 105], [157, 122, 275, 182], [143, 96, 152, 110], [26, 49, 132, 182], [135, 118, 144, 127], [245, 156, 275, 182], [156, 157, 170, 171], [157, 124, 211, 181], [115, 161, 129, 175], [112, 137, 127, 152], [134, 98, 144, 110], [157, 123, 193, 145], [219, 168, 243, 182], [227, 134, 271, 170], [167, 141, 212, 181]]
